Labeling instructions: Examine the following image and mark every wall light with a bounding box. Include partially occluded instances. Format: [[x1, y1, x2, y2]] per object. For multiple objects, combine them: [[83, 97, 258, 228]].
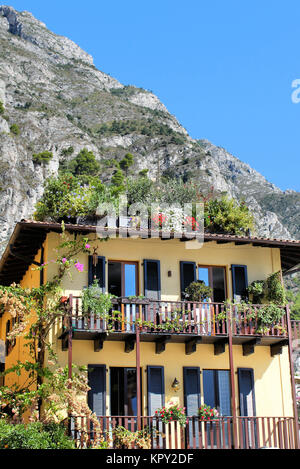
[[171, 378, 180, 392]]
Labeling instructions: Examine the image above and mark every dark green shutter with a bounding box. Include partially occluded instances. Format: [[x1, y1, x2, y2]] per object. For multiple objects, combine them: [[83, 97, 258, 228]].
[[238, 368, 256, 416], [231, 265, 248, 301], [88, 365, 106, 416], [183, 367, 201, 416], [88, 256, 106, 292], [147, 366, 165, 415], [144, 259, 161, 300], [180, 261, 196, 299]]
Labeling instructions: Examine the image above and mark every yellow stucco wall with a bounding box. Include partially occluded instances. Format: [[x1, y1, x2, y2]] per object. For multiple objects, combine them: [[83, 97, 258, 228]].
[[44, 231, 293, 418], [0, 244, 45, 391], [52, 340, 293, 418], [46, 232, 282, 300]]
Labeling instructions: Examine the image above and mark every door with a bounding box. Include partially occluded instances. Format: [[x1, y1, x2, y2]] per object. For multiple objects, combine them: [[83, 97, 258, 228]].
[[202, 369, 232, 448], [108, 261, 138, 330], [110, 367, 141, 416]]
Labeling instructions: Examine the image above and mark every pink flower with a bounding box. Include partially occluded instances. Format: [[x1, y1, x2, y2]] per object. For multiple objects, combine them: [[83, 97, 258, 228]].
[[85, 244, 90, 249], [75, 262, 84, 272], [62, 258, 67, 264]]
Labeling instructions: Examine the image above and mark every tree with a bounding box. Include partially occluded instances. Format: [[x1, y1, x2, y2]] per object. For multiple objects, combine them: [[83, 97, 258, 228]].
[[0, 229, 103, 443], [67, 148, 100, 179], [119, 153, 134, 176], [111, 169, 125, 188]]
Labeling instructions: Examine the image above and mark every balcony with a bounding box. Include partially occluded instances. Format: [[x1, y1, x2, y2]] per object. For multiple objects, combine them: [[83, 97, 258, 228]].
[[60, 297, 289, 354], [69, 415, 297, 449]]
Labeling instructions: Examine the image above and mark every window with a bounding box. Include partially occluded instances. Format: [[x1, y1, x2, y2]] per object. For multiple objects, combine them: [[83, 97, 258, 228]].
[[108, 261, 138, 297], [198, 266, 227, 302]]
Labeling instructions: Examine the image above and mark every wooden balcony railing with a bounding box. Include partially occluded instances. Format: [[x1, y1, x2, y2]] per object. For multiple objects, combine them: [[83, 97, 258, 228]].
[[69, 415, 296, 449], [64, 297, 288, 340]]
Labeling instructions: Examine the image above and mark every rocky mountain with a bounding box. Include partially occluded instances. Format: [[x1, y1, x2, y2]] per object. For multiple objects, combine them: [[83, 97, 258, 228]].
[[0, 5, 299, 255]]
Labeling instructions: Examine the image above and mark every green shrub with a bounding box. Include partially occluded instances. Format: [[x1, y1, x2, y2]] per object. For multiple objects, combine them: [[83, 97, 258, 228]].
[[265, 271, 286, 305], [0, 421, 74, 449], [10, 124, 20, 135], [204, 196, 254, 235], [0, 101, 4, 115], [32, 151, 53, 165], [34, 175, 93, 221], [60, 146, 74, 157]]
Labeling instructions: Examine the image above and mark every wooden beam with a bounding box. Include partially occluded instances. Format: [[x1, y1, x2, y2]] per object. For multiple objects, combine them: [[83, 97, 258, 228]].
[[94, 333, 107, 352], [61, 333, 68, 351], [155, 335, 171, 354], [270, 340, 289, 357], [125, 335, 136, 353], [214, 338, 228, 355], [242, 338, 261, 356], [185, 337, 202, 355]]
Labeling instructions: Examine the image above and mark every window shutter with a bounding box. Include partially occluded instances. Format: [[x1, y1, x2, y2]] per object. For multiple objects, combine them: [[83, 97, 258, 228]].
[[147, 366, 165, 415], [238, 368, 256, 417], [144, 259, 161, 300], [88, 256, 106, 292], [180, 261, 196, 299], [88, 365, 106, 416], [183, 367, 201, 416], [231, 265, 248, 302]]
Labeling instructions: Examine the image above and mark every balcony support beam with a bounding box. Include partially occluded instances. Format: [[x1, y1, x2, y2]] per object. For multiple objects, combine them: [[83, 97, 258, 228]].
[[214, 338, 228, 356], [125, 335, 136, 353], [270, 339, 289, 357], [242, 338, 261, 356], [155, 335, 171, 354], [94, 333, 107, 352], [185, 337, 202, 355]]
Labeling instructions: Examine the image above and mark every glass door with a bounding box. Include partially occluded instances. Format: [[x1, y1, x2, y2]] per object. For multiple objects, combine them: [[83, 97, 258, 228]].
[[108, 261, 138, 331]]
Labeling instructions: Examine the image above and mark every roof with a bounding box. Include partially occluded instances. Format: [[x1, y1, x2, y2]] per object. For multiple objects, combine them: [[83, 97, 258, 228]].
[[0, 219, 300, 286]]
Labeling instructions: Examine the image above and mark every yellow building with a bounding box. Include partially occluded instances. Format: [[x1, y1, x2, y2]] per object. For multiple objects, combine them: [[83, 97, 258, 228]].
[[0, 220, 300, 449]]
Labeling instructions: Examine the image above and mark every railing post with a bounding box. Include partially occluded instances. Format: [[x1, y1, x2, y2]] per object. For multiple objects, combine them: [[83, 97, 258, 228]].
[[136, 305, 141, 431], [285, 304, 300, 449], [67, 294, 73, 436], [227, 304, 238, 448]]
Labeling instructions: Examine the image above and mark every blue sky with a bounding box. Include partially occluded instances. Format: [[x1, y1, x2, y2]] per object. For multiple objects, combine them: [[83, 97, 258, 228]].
[[6, 0, 300, 191]]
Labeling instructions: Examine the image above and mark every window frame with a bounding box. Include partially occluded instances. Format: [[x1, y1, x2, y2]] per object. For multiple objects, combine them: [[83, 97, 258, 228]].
[[197, 265, 228, 302], [107, 260, 140, 297]]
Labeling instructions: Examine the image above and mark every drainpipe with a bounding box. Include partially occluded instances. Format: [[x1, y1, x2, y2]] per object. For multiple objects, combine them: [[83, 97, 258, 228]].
[[286, 304, 300, 449], [136, 305, 141, 430], [68, 294, 73, 436], [228, 305, 238, 448]]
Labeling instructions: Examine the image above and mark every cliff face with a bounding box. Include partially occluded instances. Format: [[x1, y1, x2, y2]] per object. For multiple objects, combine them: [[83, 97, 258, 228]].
[[0, 5, 298, 254]]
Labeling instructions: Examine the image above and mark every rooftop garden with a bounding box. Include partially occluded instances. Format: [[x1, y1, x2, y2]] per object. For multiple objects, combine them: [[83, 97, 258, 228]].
[[34, 148, 255, 236]]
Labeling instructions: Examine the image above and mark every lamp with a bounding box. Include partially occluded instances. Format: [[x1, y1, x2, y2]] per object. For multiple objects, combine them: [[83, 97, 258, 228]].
[[171, 378, 180, 392]]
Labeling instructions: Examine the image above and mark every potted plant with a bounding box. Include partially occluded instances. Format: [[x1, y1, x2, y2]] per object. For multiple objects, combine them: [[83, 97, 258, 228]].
[[198, 403, 219, 421], [155, 402, 187, 427], [184, 281, 213, 333]]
